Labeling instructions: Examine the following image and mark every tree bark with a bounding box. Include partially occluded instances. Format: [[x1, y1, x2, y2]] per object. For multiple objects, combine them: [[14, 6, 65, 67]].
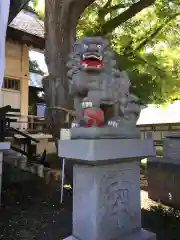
[[43, 0, 95, 144]]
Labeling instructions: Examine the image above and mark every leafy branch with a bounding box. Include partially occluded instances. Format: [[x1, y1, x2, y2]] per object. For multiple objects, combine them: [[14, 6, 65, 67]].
[[96, 0, 155, 35], [99, 2, 126, 17], [128, 12, 180, 54]]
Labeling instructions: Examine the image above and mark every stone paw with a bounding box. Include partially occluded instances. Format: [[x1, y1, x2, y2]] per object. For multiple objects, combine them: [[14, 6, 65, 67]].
[[108, 120, 118, 128], [71, 121, 80, 128]]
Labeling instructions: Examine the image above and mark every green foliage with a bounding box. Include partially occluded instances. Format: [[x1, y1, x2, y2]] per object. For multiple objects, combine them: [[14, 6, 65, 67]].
[[151, 204, 180, 219], [77, 0, 180, 104], [151, 204, 180, 239], [28, 0, 44, 19], [142, 203, 180, 239], [29, 59, 44, 75], [34, 0, 180, 104]]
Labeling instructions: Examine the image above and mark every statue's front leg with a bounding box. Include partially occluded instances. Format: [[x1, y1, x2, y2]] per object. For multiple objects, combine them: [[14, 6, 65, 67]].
[[107, 101, 122, 128], [71, 96, 83, 128]]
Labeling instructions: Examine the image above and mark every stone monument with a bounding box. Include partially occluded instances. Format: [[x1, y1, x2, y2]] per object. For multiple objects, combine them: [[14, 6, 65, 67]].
[[59, 36, 156, 240], [148, 131, 180, 207], [67, 36, 140, 139]]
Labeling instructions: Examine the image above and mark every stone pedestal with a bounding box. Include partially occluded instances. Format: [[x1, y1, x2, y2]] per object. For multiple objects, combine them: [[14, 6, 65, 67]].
[[58, 139, 156, 240], [0, 142, 11, 205], [148, 132, 180, 207], [163, 132, 180, 163]]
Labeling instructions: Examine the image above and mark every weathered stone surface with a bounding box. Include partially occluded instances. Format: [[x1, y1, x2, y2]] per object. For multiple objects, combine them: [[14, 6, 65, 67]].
[[60, 139, 156, 240], [0, 142, 11, 151], [148, 160, 180, 208], [148, 133, 180, 207], [163, 138, 180, 163], [58, 139, 155, 164], [71, 126, 140, 139], [164, 131, 180, 138], [67, 37, 140, 138], [72, 162, 141, 240]]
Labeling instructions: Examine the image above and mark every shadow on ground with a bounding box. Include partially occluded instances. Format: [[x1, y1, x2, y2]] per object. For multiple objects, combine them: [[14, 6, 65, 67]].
[[1, 168, 180, 240], [0, 176, 72, 240], [142, 206, 180, 240]]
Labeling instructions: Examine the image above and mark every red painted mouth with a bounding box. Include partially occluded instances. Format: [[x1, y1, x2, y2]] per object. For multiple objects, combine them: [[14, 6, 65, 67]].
[[80, 55, 104, 68]]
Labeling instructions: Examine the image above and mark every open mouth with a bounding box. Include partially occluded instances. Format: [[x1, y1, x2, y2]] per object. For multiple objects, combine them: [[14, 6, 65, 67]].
[[80, 54, 104, 69]]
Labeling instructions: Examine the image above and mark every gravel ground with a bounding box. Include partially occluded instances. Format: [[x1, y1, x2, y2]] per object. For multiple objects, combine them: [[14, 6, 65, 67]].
[[140, 174, 157, 210]]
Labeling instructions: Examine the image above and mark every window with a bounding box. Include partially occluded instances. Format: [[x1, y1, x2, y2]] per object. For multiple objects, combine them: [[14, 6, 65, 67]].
[[3, 78, 20, 91], [146, 131, 153, 139]]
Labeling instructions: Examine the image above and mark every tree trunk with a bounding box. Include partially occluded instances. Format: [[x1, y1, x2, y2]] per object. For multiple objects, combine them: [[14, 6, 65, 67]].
[[43, 0, 95, 145]]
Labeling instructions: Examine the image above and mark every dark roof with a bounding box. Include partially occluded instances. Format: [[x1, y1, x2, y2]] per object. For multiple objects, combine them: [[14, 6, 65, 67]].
[[9, 10, 44, 39], [8, 0, 30, 24]]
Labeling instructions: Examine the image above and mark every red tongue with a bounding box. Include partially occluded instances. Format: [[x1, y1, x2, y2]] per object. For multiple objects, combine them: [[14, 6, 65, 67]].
[[80, 59, 104, 67]]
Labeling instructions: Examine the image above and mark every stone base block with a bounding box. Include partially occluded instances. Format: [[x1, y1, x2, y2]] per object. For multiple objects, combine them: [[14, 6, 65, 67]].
[[71, 126, 140, 139], [59, 139, 155, 164], [64, 228, 156, 240], [123, 229, 156, 240], [148, 161, 180, 208], [163, 138, 180, 162]]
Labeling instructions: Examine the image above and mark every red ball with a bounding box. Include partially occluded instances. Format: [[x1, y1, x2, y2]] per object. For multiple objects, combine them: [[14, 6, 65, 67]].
[[83, 107, 104, 127]]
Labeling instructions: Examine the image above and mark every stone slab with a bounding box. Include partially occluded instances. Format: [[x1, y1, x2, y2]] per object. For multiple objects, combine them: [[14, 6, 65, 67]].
[[148, 159, 180, 172], [163, 138, 180, 162], [58, 139, 155, 164], [148, 160, 180, 208], [149, 156, 180, 165], [0, 142, 11, 151], [71, 126, 140, 139], [164, 131, 180, 138], [64, 228, 156, 240]]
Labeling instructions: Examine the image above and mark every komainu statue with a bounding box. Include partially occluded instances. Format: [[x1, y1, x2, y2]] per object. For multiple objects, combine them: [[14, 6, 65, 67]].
[[67, 36, 141, 139]]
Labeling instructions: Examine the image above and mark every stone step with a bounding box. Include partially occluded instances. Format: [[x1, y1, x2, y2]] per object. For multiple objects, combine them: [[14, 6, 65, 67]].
[[4, 156, 62, 185]]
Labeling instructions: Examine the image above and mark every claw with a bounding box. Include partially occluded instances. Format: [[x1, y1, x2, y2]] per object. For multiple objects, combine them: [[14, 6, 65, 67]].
[[108, 121, 111, 126], [87, 101, 92, 108], [108, 120, 118, 128], [71, 122, 79, 128]]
